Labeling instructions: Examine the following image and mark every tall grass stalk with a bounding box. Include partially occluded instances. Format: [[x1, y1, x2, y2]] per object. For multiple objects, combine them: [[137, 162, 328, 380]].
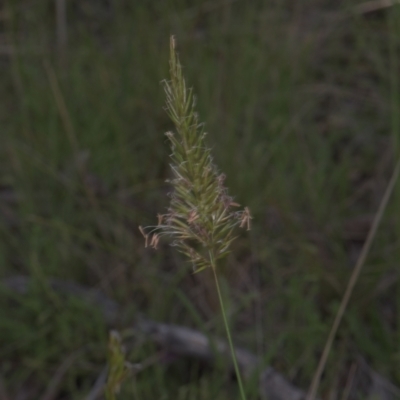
[[140, 36, 251, 400]]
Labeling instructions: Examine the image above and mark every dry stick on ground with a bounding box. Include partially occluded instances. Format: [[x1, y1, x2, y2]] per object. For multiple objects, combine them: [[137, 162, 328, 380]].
[[135, 318, 308, 400], [307, 157, 400, 400]]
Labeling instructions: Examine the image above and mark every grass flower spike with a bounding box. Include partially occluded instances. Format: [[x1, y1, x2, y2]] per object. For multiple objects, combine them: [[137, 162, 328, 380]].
[[140, 36, 251, 400], [144, 36, 251, 275]]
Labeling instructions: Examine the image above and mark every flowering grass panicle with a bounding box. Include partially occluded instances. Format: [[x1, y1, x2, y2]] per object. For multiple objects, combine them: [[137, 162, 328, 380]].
[[140, 36, 251, 274], [138, 36, 251, 400]]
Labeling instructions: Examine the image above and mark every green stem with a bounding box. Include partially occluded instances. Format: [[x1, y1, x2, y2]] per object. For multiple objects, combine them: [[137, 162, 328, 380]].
[[210, 252, 247, 400]]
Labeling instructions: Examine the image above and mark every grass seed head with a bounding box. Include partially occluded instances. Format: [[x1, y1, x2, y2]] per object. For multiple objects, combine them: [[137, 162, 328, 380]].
[[141, 36, 251, 272]]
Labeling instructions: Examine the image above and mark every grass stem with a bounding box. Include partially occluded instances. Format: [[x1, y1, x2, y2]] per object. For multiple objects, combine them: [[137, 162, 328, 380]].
[[210, 251, 247, 400]]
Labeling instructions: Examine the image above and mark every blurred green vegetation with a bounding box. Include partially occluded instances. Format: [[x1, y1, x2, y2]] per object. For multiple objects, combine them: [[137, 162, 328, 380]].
[[0, 0, 399, 398]]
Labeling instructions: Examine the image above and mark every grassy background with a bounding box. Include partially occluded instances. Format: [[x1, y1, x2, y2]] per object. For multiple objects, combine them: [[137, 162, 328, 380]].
[[1, 0, 399, 398]]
